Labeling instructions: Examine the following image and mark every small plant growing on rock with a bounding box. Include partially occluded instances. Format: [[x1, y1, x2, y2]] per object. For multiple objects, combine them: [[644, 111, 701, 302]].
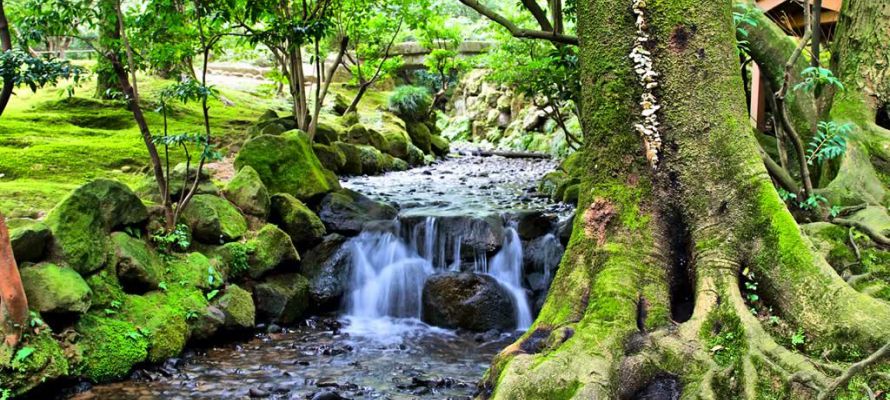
[[388, 86, 433, 121], [152, 224, 191, 254]]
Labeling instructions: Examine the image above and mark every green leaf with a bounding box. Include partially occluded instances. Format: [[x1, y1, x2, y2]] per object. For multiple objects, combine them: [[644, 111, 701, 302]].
[[14, 346, 35, 364]]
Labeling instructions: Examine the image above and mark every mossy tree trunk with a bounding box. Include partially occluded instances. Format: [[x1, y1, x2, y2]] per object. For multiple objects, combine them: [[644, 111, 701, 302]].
[[480, 1, 890, 398]]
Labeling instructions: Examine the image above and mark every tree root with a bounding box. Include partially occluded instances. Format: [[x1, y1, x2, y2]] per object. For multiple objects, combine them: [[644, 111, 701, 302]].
[[832, 218, 890, 247], [818, 342, 890, 400]]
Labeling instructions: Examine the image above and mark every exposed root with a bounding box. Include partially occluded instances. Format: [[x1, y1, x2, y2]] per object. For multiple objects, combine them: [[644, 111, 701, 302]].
[[832, 217, 890, 247], [817, 341, 890, 400]]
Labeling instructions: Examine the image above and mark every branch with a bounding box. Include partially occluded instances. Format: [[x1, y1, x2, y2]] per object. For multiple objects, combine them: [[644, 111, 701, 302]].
[[757, 143, 801, 194], [457, 0, 578, 45], [831, 218, 890, 247], [520, 0, 554, 32], [818, 342, 890, 400]]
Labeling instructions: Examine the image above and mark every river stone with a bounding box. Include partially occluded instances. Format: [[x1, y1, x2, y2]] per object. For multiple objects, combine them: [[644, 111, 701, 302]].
[[421, 272, 515, 332], [522, 234, 565, 276], [357, 145, 389, 176], [317, 189, 398, 235], [253, 273, 310, 324], [181, 194, 248, 244], [333, 93, 349, 116], [405, 121, 432, 154], [429, 135, 450, 157], [45, 179, 148, 274], [224, 166, 271, 219], [190, 305, 226, 341], [21, 263, 92, 315], [400, 214, 505, 259], [300, 234, 351, 310], [313, 143, 347, 174], [510, 210, 557, 240], [246, 224, 300, 279], [333, 142, 364, 176], [111, 232, 164, 293], [8, 219, 51, 264], [216, 285, 256, 329], [234, 131, 340, 202], [406, 143, 426, 166], [538, 171, 569, 198], [270, 193, 326, 248], [343, 124, 390, 154]]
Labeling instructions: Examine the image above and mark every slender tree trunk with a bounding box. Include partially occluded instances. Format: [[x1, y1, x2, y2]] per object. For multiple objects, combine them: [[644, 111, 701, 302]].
[[0, 0, 14, 118], [345, 83, 369, 115], [0, 211, 28, 348]]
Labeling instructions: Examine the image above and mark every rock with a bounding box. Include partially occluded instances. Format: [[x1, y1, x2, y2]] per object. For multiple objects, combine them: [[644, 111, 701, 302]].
[[120, 292, 189, 363], [223, 166, 271, 219], [340, 111, 359, 127], [166, 252, 220, 291], [246, 224, 300, 279], [300, 234, 351, 310], [313, 143, 347, 174], [260, 123, 287, 136], [258, 109, 279, 122], [357, 145, 389, 176], [249, 388, 270, 398], [343, 123, 389, 154], [75, 315, 149, 382], [510, 211, 557, 240], [111, 232, 164, 293], [139, 162, 218, 202], [523, 234, 564, 277], [317, 189, 398, 235], [333, 142, 364, 176], [270, 193, 326, 248], [8, 219, 51, 264], [400, 214, 504, 260], [311, 391, 347, 400], [557, 215, 574, 245], [538, 171, 569, 198], [0, 330, 69, 394], [406, 144, 426, 167], [45, 179, 148, 274], [253, 273, 310, 324], [332, 93, 349, 116], [216, 284, 256, 329], [190, 306, 226, 341], [429, 135, 450, 157], [20, 263, 92, 315], [562, 183, 580, 204], [314, 120, 344, 145], [181, 194, 248, 244], [421, 272, 515, 331], [405, 121, 432, 154], [234, 131, 340, 202]]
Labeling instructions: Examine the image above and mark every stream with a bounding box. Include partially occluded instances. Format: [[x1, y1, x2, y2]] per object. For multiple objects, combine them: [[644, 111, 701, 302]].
[[65, 148, 572, 400]]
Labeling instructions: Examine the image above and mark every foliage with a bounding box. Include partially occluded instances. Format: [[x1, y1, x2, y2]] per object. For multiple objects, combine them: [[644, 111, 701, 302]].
[[798, 194, 828, 211], [227, 242, 256, 276], [806, 121, 852, 165], [416, 13, 466, 98], [794, 66, 844, 93], [152, 223, 191, 253], [0, 49, 85, 97], [387, 85, 432, 121], [732, 4, 759, 57]]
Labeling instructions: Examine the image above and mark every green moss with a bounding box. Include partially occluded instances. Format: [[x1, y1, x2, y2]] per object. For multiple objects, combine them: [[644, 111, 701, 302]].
[[215, 284, 255, 329], [313, 143, 347, 174], [405, 121, 432, 154], [111, 232, 164, 291], [333, 142, 364, 176], [166, 252, 221, 291], [254, 273, 310, 324], [269, 193, 326, 247], [0, 330, 69, 395], [180, 194, 248, 243], [245, 224, 300, 279], [119, 293, 189, 363], [223, 166, 271, 219], [75, 314, 149, 382], [20, 263, 92, 314]]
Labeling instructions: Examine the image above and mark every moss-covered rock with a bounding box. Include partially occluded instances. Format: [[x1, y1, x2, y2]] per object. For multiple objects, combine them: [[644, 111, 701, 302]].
[[20, 263, 92, 315], [215, 285, 255, 329], [269, 193, 326, 248], [406, 143, 426, 166], [562, 183, 580, 204], [234, 131, 340, 202], [333, 93, 349, 116], [0, 330, 69, 395], [9, 219, 51, 264], [258, 109, 279, 122], [223, 166, 271, 219], [357, 145, 389, 176], [317, 189, 399, 235], [190, 305, 226, 341], [253, 273, 310, 324], [85, 263, 126, 310], [340, 111, 359, 126], [75, 314, 149, 382], [313, 143, 347, 174], [111, 232, 164, 293], [166, 252, 222, 291], [343, 123, 390, 154], [45, 179, 148, 274], [181, 194, 248, 244], [430, 135, 450, 157], [539, 171, 570, 198], [315, 119, 344, 145], [333, 142, 364, 176], [137, 162, 218, 203], [120, 293, 189, 363], [246, 224, 300, 279], [406, 121, 433, 154]]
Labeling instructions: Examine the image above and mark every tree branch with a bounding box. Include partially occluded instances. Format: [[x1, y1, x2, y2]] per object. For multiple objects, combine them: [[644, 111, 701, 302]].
[[520, 0, 554, 32], [457, 0, 578, 45]]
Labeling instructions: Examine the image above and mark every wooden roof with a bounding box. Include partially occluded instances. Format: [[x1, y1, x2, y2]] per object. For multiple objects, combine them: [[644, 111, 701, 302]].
[[755, 0, 841, 37]]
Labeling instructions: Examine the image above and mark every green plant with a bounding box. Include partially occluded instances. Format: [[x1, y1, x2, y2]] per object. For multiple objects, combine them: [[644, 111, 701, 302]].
[[158, 281, 168, 291], [798, 194, 828, 211], [185, 310, 200, 321], [794, 66, 844, 93], [206, 289, 220, 301], [1, 388, 11, 400], [228, 242, 256, 277], [807, 121, 853, 165], [387, 86, 433, 121], [733, 4, 759, 56], [152, 224, 191, 253], [790, 328, 806, 347], [13, 346, 35, 366], [776, 188, 797, 202], [27, 311, 44, 328]]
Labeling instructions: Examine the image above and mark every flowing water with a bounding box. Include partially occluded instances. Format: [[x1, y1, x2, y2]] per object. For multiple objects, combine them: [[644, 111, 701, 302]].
[[67, 150, 569, 399]]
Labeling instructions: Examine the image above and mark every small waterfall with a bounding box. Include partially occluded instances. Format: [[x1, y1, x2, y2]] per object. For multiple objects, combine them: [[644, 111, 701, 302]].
[[488, 227, 533, 330]]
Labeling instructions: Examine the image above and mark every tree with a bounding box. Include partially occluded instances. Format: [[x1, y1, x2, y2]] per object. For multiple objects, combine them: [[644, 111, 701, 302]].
[[417, 14, 465, 113], [0, 211, 28, 349], [471, 0, 890, 399]]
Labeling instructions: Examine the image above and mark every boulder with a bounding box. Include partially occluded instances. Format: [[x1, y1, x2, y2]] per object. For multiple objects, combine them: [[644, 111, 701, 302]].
[[120, 292, 189, 363], [313, 143, 347, 174], [509, 211, 558, 240], [167, 252, 221, 291], [400, 214, 505, 260], [523, 234, 564, 277], [223, 166, 271, 218], [340, 111, 360, 127], [314, 121, 343, 145], [300, 234, 351, 310], [406, 144, 426, 166], [190, 305, 226, 341], [317, 189, 398, 235], [333, 142, 364, 176], [8, 219, 51, 264], [20, 263, 92, 315], [270, 193, 326, 247], [246, 224, 300, 279], [357, 145, 389, 176], [429, 135, 450, 157], [562, 183, 580, 204], [215, 284, 256, 329], [75, 315, 149, 382], [421, 272, 515, 331], [45, 179, 148, 274], [111, 232, 164, 293], [258, 109, 278, 122], [234, 131, 340, 202], [253, 273, 310, 324], [343, 124, 389, 154], [181, 194, 248, 244], [139, 162, 218, 202], [332, 93, 349, 116], [405, 121, 432, 154], [0, 330, 69, 395], [538, 171, 569, 198]]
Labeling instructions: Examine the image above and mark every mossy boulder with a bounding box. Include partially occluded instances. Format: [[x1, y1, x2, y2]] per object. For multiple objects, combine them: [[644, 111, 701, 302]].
[[313, 143, 347, 174], [234, 131, 340, 202], [45, 179, 148, 274], [258, 109, 279, 122], [190, 305, 226, 341], [181, 194, 248, 244], [138, 163, 218, 202], [340, 111, 360, 127], [538, 171, 570, 198], [167, 252, 222, 291], [407, 144, 426, 166], [223, 166, 271, 219], [430, 135, 450, 157], [334, 142, 364, 176], [20, 263, 92, 315], [315, 120, 344, 145], [85, 263, 126, 310], [9, 219, 51, 264], [406, 121, 433, 154], [246, 224, 300, 279], [333, 93, 349, 116], [75, 314, 149, 382], [357, 145, 389, 176], [215, 285, 255, 329], [343, 124, 390, 154], [421, 272, 515, 331], [0, 330, 69, 395], [111, 232, 164, 293], [317, 189, 399, 235], [120, 293, 189, 363], [270, 193, 326, 248], [562, 183, 580, 204], [253, 273, 310, 324]]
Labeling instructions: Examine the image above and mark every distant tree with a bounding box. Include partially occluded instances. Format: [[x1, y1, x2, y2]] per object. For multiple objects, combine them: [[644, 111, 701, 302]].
[[417, 14, 466, 113]]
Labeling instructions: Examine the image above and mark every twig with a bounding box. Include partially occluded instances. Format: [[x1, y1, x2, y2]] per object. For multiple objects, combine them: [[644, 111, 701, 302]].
[[456, 0, 578, 45], [848, 227, 861, 262]]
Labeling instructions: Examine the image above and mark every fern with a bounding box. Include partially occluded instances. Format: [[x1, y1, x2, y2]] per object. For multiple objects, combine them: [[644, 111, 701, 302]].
[[794, 67, 844, 93], [807, 121, 852, 165]]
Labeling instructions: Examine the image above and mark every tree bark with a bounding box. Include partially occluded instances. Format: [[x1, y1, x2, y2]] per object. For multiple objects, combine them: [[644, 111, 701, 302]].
[[0, 211, 28, 348], [0, 0, 14, 118]]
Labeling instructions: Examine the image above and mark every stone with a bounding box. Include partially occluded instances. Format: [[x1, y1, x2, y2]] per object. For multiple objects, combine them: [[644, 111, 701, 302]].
[[406, 144, 426, 167], [332, 93, 349, 116], [45, 179, 148, 274], [20, 263, 92, 315], [300, 234, 351, 310], [190, 305, 226, 341], [258, 109, 279, 122], [421, 272, 515, 331], [270, 193, 326, 248], [120, 292, 190, 363], [314, 120, 344, 145], [343, 123, 389, 154], [111, 232, 164, 293], [340, 111, 359, 127], [75, 315, 149, 382], [181, 194, 248, 244], [8, 219, 51, 264], [539, 171, 569, 198], [429, 135, 450, 157], [246, 224, 300, 279], [509, 211, 558, 240], [223, 166, 271, 219], [313, 143, 347, 174], [215, 284, 256, 329], [400, 214, 505, 260], [317, 189, 398, 235], [333, 142, 364, 176], [234, 131, 340, 203], [405, 121, 432, 154], [253, 273, 310, 324], [357, 145, 389, 176]]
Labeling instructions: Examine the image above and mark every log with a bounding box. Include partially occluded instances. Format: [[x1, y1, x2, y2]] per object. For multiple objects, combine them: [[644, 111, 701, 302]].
[[463, 149, 551, 159]]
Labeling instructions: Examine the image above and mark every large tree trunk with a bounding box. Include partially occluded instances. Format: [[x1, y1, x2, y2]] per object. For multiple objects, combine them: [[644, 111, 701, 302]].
[[0, 211, 28, 348], [0, 0, 14, 117], [481, 0, 890, 398]]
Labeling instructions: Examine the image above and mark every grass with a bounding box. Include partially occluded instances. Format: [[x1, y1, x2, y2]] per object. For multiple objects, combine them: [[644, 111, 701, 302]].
[[0, 63, 280, 217]]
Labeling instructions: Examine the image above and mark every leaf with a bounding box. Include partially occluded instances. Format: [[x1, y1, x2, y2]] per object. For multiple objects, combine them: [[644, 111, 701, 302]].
[[206, 289, 220, 301], [14, 347, 35, 364]]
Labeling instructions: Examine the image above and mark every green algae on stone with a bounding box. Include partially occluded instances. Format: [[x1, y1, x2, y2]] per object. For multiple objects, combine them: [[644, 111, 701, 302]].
[[245, 224, 300, 279], [429, 135, 450, 157], [119, 293, 189, 363], [180, 194, 248, 244], [9, 220, 51, 264], [111, 232, 164, 292], [334, 142, 365, 176], [269, 193, 326, 248], [0, 330, 69, 395], [405, 121, 433, 154], [223, 166, 271, 219], [215, 284, 255, 329], [75, 314, 149, 382], [166, 252, 222, 291], [313, 143, 347, 174], [20, 263, 92, 314], [253, 273, 310, 324]]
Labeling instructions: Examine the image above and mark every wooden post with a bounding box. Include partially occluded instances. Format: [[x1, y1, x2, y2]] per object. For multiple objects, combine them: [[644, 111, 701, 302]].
[[750, 63, 768, 132]]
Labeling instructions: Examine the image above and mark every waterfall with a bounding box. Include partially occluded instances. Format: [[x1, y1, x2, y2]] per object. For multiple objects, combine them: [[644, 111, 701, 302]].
[[487, 227, 533, 330]]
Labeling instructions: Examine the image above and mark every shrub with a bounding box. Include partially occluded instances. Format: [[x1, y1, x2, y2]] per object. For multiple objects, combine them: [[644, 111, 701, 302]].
[[387, 86, 432, 121]]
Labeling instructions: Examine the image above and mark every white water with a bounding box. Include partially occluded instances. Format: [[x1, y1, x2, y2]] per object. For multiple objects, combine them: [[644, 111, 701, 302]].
[[344, 218, 534, 331]]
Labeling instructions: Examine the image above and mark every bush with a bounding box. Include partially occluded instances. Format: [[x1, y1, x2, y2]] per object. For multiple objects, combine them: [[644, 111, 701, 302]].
[[387, 86, 432, 122]]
